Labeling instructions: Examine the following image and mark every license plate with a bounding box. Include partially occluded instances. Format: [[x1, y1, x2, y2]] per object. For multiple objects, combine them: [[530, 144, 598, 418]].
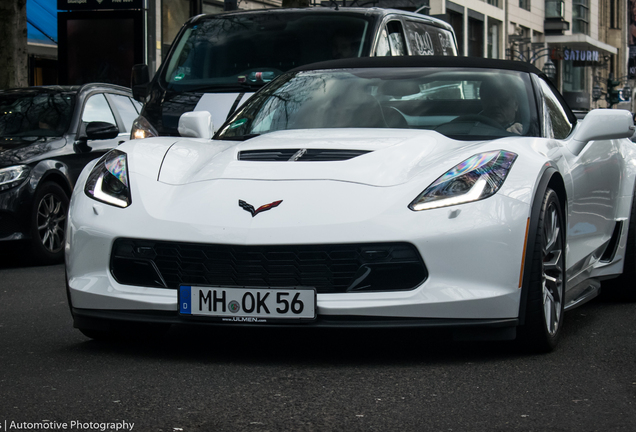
[[179, 285, 316, 323]]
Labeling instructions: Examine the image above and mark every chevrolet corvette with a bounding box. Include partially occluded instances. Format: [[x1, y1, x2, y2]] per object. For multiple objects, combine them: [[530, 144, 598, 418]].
[[65, 57, 636, 352]]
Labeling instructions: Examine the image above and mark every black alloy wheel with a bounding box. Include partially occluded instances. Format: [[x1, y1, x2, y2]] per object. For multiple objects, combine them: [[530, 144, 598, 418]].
[[30, 182, 69, 264]]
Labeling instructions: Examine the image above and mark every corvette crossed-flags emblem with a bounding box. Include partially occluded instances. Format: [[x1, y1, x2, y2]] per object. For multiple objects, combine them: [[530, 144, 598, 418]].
[[239, 199, 283, 217]]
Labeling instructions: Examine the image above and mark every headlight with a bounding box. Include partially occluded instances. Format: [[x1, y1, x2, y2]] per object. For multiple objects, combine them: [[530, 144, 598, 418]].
[[409, 150, 517, 211], [0, 165, 30, 191], [85, 150, 131, 208], [130, 115, 158, 140]]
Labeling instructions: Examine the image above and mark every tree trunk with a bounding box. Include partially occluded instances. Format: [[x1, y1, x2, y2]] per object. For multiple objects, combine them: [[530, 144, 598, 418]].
[[0, 0, 28, 90], [282, 0, 311, 7]]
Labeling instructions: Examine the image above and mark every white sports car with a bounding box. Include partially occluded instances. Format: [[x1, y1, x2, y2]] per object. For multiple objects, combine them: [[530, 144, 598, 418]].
[[65, 57, 636, 352]]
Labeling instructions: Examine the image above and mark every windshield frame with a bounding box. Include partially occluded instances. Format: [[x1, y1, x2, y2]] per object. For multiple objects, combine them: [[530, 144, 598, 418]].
[[214, 67, 541, 142]]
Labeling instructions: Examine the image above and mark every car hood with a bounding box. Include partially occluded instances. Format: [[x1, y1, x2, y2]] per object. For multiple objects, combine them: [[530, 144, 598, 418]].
[[154, 129, 492, 187], [0, 136, 65, 168]]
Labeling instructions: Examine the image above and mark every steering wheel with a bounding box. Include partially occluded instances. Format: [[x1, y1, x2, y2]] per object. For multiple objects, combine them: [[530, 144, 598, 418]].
[[449, 114, 504, 129]]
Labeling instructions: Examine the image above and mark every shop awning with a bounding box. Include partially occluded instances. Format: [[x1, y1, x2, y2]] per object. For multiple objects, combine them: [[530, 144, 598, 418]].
[[545, 34, 617, 56], [27, 0, 58, 45]]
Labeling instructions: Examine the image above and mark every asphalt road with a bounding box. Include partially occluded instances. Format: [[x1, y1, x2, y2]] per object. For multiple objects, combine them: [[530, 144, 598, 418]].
[[0, 260, 635, 432]]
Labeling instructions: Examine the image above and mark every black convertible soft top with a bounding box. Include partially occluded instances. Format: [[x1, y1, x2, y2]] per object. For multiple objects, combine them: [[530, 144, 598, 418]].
[[291, 56, 545, 77]]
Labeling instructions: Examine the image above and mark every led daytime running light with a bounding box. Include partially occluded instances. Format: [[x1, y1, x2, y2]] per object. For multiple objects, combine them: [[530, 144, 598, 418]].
[[411, 177, 488, 210], [410, 150, 517, 211], [85, 150, 131, 208]]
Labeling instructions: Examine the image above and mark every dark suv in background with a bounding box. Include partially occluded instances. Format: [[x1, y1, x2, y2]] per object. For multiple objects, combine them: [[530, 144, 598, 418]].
[[130, 7, 458, 139], [0, 83, 141, 264]]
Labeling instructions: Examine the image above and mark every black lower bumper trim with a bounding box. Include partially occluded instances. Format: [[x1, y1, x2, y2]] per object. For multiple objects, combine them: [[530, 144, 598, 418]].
[[73, 307, 518, 332]]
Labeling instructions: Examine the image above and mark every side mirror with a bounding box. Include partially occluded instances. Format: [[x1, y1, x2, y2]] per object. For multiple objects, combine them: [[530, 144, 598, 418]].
[[178, 111, 214, 139], [131, 64, 150, 102], [86, 121, 120, 140], [568, 109, 635, 155]]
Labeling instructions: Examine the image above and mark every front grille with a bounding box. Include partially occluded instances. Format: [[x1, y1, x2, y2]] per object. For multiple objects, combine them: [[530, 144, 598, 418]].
[[238, 149, 370, 162], [111, 239, 427, 294]]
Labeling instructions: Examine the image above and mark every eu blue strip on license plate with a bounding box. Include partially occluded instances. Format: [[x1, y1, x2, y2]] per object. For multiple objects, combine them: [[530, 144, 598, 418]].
[[180, 286, 192, 314]]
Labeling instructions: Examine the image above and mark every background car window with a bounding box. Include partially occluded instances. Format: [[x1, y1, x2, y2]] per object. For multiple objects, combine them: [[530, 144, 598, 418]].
[[375, 21, 407, 57], [388, 22, 406, 56], [404, 21, 457, 56], [82, 94, 116, 125], [108, 94, 139, 132], [375, 28, 391, 56], [0, 91, 75, 137], [537, 79, 572, 139]]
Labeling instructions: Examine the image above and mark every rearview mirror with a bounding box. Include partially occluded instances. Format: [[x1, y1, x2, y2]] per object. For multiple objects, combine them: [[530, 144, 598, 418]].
[[86, 121, 119, 140], [568, 109, 635, 155], [178, 111, 214, 139]]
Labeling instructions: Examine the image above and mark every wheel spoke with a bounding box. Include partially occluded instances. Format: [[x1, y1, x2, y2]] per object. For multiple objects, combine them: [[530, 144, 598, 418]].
[[41, 229, 50, 246], [544, 208, 559, 253], [47, 231, 55, 251], [52, 201, 62, 216]]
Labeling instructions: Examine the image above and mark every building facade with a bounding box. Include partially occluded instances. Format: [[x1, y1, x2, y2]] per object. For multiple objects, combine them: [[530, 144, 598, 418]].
[[428, 0, 631, 111], [37, 0, 631, 110]]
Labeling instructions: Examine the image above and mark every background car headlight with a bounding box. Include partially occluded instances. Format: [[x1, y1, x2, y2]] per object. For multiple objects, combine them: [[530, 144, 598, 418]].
[[85, 150, 131, 208], [0, 165, 30, 191], [130, 115, 158, 140], [409, 150, 517, 211]]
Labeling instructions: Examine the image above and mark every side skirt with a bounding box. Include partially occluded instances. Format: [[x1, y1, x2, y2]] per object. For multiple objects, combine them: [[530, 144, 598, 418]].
[[564, 278, 600, 311]]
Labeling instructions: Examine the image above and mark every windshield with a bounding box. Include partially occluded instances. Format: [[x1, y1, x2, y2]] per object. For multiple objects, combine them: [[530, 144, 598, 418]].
[[163, 13, 374, 91], [215, 67, 540, 141], [0, 90, 76, 138]]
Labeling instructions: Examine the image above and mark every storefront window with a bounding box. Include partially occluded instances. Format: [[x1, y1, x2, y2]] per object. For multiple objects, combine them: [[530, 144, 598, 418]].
[[573, 0, 590, 35], [162, 0, 192, 54], [468, 17, 483, 58], [563, 61, 587, 92], [487, 20, 500, 59], [447, 10, 464, 55], [202, 1, 224, 15]]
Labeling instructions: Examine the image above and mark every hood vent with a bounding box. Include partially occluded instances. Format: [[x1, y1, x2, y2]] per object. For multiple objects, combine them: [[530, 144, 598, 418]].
[[238, 149, 371, 162]]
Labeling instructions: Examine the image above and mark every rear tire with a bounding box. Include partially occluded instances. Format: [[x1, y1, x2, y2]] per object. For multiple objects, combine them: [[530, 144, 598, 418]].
[[517, 188, 565, 352], [29, 182, 69, 265]]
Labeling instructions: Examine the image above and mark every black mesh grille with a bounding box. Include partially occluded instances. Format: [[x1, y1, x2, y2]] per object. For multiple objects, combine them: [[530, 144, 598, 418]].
[[238, 149, 370, 162], [111, 239, 427, 294]]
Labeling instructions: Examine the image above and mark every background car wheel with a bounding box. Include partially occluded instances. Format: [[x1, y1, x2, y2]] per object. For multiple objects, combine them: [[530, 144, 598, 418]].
[[30, 182, 69, 265], [601, 187, 636, 301], [518, 188, 565, 352]]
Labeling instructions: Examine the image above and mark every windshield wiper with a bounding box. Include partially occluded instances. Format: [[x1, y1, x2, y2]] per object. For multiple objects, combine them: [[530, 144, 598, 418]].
[[171, 82, 264, 93], [215, 133, 261, 141]]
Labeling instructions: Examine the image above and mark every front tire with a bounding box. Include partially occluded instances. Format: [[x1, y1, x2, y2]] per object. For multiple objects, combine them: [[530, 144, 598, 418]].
[[29, 182, 69, 265], [518, 188, 565, 352]]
